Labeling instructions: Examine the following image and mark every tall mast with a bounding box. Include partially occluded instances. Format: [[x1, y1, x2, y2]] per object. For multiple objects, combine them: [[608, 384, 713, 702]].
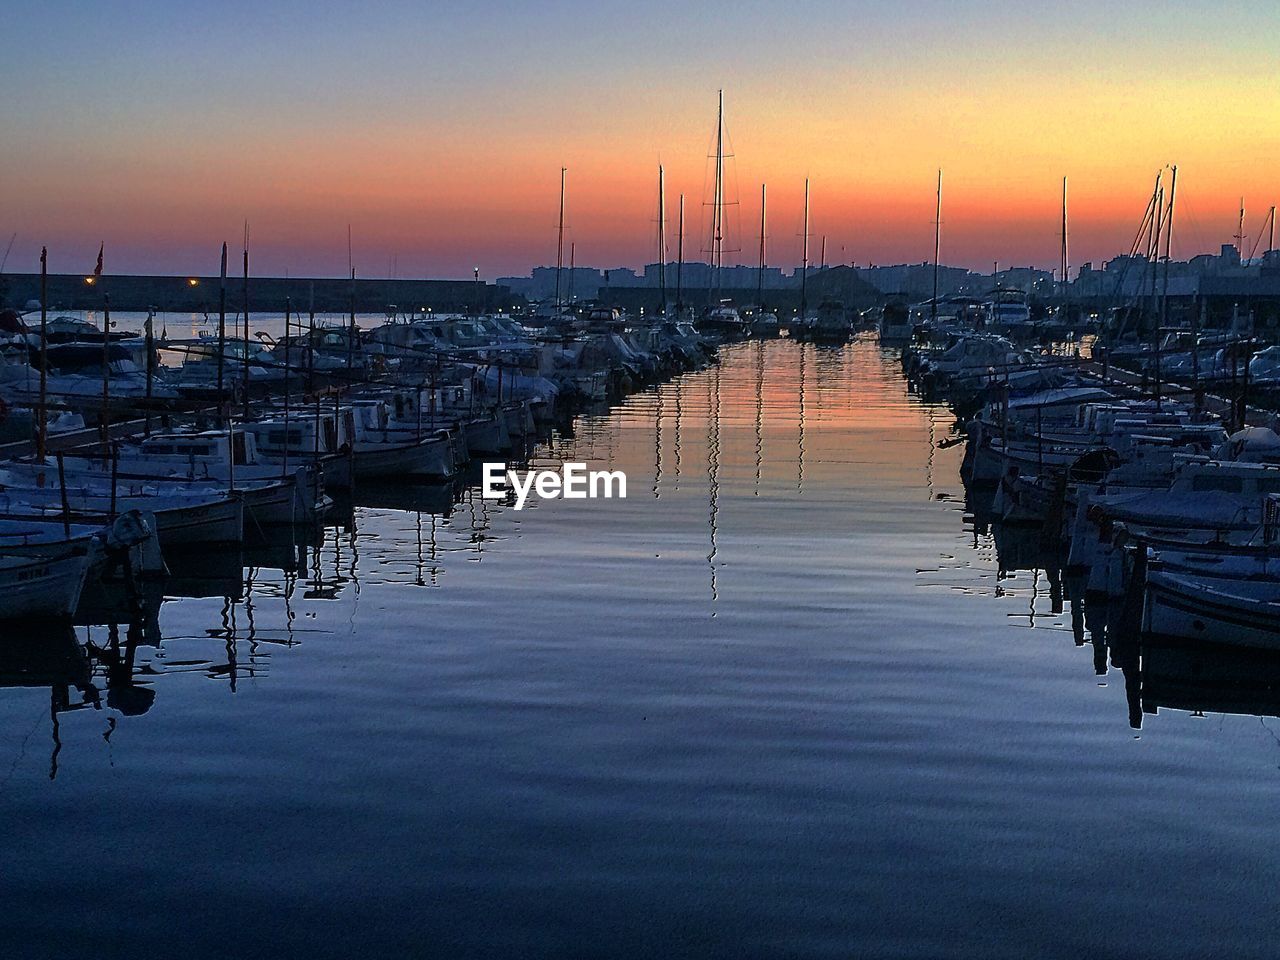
[[37, 247, 47, 461], [757, 182, 767, 308], [819, 235, 826, 270], [1148, 174, 1163, 315], [676, 193, 685, 312], [1160, 165, 1177, 332], [217, 242, 227, 405], [800, 177, 810, 318], [931, 169, 941, 322], [347, 223, 357, 375], [1060, 176, 1069, 290], [555, 166, 567, 312], [657, 164, 667, 316], [242, 224, 251, 423], [1235, 198, 1246, 258], [1269, 205, 1276, 257], [712, 89, 725, 302]]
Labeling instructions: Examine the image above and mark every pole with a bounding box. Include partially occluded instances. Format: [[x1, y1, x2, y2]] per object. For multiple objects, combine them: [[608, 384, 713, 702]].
[[1061, 176, 1069, 291], [676, 194, 685, 313], [931, 169, 941, 322], [800, 177, 810, 319], [758, 183, 767, 309], [100, 293, 111, 445], [555, 166, 566, 313], [713, 90, 725, 303], [144, 308, 155, 435], [348, 265, 356, 373], [1156, 168, 1177, 408], [242, 231, 251, 422], [308, 281, 316, 396], [109, 444, 119, 520], [37, 247, 48, 461], [283, 297, 292, 476], [657, 164, 667, 316], [1237, 198, 1246, 258], [218, 242, 227, 404], [56, 452, 71, 537]]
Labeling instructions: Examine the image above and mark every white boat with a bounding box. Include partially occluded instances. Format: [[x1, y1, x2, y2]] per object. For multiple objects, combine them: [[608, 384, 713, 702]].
[[348, 399, 459, 479], [1144, 569, 1280, 648], [0, 548, 93, 619]]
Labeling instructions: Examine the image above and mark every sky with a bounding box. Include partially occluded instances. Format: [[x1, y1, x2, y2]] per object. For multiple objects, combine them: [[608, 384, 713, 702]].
[[2, 0, 1278, 280]]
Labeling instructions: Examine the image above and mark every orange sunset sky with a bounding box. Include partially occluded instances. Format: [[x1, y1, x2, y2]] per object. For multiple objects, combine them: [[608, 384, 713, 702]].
[[3, 1, 1278, 279]]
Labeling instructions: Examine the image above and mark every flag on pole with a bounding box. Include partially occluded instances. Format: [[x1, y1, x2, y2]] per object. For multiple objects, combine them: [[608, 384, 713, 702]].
[[93, 242, 104, 278]]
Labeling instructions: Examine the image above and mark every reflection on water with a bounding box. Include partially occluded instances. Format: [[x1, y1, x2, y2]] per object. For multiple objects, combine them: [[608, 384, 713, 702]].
[[3, 336, 1280, 959]]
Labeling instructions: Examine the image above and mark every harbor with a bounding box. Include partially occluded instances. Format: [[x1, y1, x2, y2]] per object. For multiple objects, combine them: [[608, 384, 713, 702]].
[[6, 1, 1280, 954], [4, 312, 1280, 954]]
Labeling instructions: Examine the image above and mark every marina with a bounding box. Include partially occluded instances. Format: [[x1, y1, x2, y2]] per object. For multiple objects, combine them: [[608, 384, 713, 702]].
[[5, 2, 1280, 954], [3, 319, 1280, 956]]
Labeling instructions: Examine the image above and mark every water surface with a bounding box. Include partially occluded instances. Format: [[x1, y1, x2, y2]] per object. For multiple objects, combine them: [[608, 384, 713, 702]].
[[2, 337, 1278, 959]]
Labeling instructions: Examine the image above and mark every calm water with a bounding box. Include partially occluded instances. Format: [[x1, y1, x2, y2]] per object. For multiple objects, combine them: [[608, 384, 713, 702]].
[[3, 337, 1279, 959]]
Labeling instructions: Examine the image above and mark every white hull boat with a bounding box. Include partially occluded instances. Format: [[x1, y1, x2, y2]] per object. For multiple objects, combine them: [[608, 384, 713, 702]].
[[0, 549, 93, 619]]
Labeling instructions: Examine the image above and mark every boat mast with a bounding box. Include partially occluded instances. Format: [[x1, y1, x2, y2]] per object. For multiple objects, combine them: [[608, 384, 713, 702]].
[[347, 222, 356, 372], [712, 89, 725, 304], [1147, 174, 1163, 318], [800, 177, 810, 319], [1060, 176, 1069, 291], [757, 182, 767, 309], [37, 247, 47, 461], [1158, 166, 1177, 409], [676, 193, 685, 312], [657, 164, 667, 316], [243, 223, 251, 423], [1235, 198, 1246, 259], [555, 167, 567, 313], [931, 169, 941, 322], [217, 242, 227, 406], [1160, 166, 1177, 330]]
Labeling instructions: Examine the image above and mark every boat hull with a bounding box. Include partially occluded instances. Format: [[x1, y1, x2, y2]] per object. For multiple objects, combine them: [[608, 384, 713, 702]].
[[0, 550, 93, 620]]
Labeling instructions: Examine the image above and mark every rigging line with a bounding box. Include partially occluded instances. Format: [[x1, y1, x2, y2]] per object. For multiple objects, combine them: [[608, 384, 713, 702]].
[[1244, 206, 1275, 265]]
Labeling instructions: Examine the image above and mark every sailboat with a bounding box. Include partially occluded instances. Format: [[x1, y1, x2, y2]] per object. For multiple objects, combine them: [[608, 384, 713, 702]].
[[749, 183, 780, 336], [698, 91, 748, 335]]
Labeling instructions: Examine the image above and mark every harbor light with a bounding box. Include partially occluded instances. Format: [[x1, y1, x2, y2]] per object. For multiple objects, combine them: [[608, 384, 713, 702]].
[[187, 278, 199, 287], [84, 276, 95, 285]]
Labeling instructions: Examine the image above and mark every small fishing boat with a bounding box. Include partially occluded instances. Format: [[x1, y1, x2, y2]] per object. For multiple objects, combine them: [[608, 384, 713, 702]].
[[0, 548, 94, 619], [1144, 568, 1280, 649]]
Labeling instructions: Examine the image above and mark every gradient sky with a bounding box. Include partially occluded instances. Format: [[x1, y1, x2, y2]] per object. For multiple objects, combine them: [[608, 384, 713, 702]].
[[2, 1, 1277, 279]]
